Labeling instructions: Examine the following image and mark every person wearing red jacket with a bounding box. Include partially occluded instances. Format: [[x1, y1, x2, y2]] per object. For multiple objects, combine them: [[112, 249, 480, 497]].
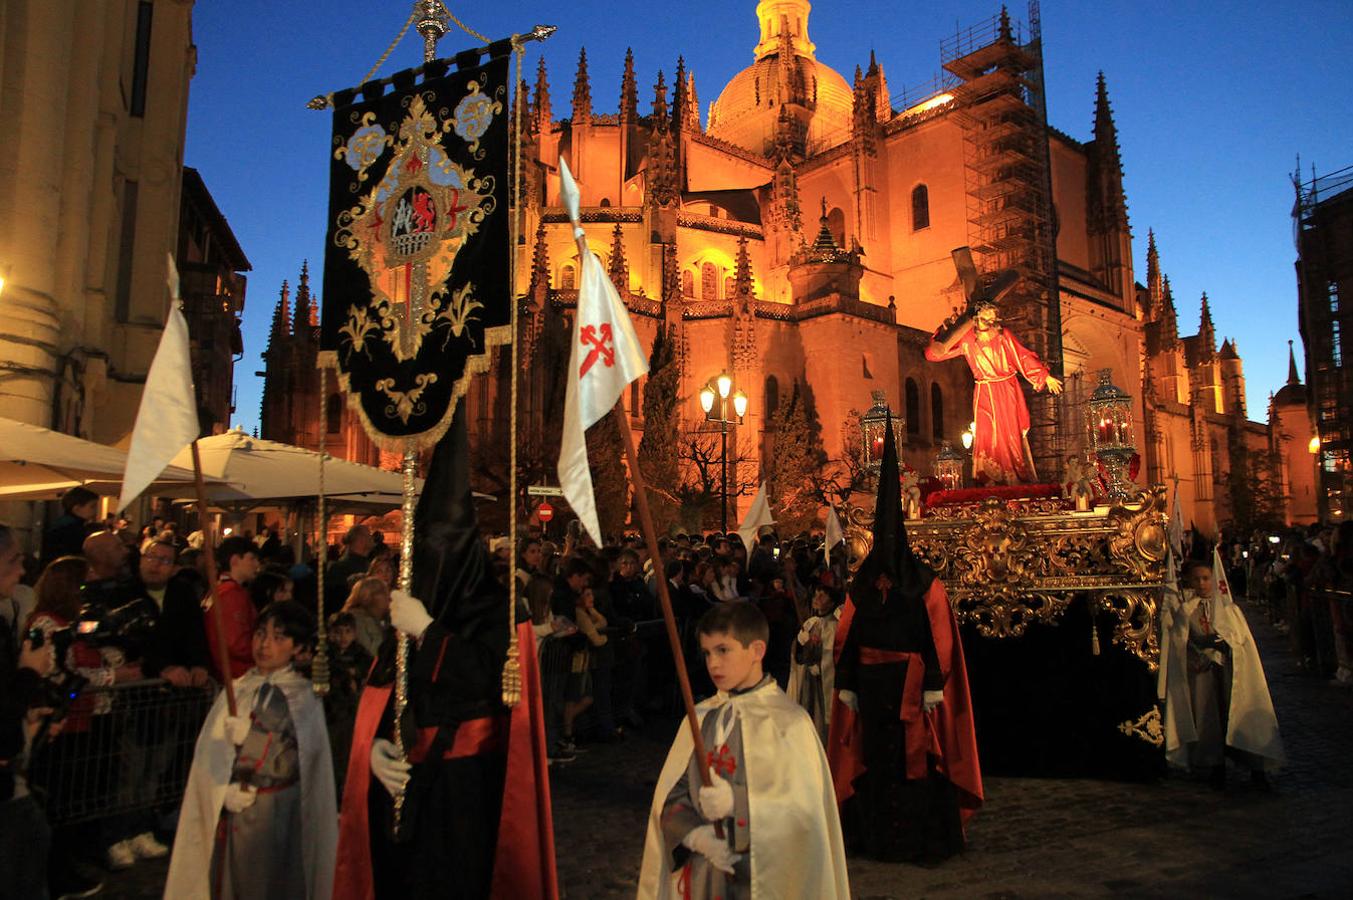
[[205, 536, 260, 681]]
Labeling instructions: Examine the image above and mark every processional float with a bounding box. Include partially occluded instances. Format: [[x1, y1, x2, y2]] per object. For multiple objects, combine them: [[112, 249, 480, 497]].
[[844, 248, 1168, 772]]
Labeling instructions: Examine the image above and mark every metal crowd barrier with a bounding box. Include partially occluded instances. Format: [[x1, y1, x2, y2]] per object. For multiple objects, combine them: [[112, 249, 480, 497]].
[[28, 679, 216, 826]]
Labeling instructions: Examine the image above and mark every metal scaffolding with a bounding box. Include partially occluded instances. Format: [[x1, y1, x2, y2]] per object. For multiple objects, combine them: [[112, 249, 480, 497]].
[[942, 2, 1065, 481], [1294, 162, 1353, 521]]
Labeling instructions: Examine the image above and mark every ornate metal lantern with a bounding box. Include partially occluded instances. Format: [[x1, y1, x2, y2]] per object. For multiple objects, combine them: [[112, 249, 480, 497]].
[[934, 440, 965, 490], [1087, 369, 1137, 502], [860, 390, 904, 474]]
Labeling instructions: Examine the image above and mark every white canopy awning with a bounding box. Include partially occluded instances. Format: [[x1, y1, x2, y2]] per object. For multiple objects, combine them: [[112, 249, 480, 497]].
[[0, 415, 198, 502], [162, 429, 417, 510]]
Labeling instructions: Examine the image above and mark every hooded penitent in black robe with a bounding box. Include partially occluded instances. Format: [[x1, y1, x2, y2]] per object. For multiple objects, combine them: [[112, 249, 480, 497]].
[[827, 413, 983, 865], [333, 408, 557, 900]]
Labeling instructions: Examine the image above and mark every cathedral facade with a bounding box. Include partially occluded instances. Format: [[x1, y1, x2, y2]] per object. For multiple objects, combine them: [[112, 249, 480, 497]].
[[263, 1, 1317, 534]]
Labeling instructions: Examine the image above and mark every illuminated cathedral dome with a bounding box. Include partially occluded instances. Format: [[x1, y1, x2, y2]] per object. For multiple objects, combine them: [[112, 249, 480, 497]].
[[708, 0, 854, 157]]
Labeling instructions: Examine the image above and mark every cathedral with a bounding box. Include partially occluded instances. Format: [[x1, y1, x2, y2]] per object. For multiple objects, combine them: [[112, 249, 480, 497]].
[[261, 0, 1317, 534]]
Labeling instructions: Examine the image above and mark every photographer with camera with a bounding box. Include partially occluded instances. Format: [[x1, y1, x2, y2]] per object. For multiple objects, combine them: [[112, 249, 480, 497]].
[[1, 523, 61, 898], [27, 554, 148, 895]]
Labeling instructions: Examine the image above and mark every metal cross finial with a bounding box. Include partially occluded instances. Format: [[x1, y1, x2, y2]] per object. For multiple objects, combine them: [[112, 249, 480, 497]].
[[526, 24, 558, 43]]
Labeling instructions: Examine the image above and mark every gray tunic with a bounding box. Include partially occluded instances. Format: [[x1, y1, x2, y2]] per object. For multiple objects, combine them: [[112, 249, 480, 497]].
[[209, 682, 306, 900], [660, 678, 769, 900]]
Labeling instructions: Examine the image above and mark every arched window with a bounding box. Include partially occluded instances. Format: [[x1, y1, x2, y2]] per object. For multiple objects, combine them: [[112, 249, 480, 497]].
[[326, 393, 342, 434], [701, 262, 719, 300], [827, 207, 846, 247], [912, 184, 930, 231], [560, 264, 576, 290], [931, 383, 944, 442], [764, 375, 780, 419], [599, 198, 612, 208], [682, 269, 695, 298], [905, 378, 920, 437]]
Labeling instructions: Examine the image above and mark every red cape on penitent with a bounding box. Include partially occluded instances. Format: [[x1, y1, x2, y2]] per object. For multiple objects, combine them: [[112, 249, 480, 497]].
[[825, 579, 984, 825], [332, 620, 558, 900]]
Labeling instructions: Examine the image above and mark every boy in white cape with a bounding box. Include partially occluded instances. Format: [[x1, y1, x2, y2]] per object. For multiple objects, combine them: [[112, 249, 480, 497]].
[[1160, 551, 1284, 788], [637, 603, 849, 899], [165, 601, 337, 899]]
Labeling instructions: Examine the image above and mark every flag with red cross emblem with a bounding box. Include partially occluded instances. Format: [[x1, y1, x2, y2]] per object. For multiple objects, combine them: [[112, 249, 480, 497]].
[[556, 158, 648, 545]]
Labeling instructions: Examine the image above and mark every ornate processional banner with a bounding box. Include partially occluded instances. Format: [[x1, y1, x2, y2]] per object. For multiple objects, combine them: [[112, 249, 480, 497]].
[[320, 47, 512, 448]]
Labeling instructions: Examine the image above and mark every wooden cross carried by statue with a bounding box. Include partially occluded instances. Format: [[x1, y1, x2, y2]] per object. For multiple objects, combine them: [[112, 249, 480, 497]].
[[924, 246, 1062, 485]]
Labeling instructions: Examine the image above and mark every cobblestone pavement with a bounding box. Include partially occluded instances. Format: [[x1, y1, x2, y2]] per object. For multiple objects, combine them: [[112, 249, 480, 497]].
[[101, 604, 1352, 898]]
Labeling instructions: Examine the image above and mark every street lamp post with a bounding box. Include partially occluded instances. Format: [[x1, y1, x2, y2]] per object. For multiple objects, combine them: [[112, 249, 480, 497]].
[[700, 374, 749, 534]]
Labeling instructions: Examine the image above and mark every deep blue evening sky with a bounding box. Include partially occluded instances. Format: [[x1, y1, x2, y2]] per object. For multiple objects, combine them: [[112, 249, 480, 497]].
[[186, 1, 1353, 435]]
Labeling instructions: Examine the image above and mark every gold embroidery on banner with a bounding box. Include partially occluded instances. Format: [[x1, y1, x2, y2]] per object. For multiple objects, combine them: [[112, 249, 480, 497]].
[[376, 373, 437, 424], [338, 305, 379, 361], [1117, 707, 1164, 746], [334, 92, 497, 370], [436, 284, 484, 344]]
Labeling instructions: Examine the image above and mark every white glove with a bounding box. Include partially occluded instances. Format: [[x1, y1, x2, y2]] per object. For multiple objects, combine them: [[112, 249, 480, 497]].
[[223, 782, 257, 813], [224, 714, 252, 746], [839, 689, 859, 712], [923, 690, 944, 712], [370, 738, 411, 798], [390, 589, 433, 639], [696, 771, 735, 821], [682, 824, 741, 875]]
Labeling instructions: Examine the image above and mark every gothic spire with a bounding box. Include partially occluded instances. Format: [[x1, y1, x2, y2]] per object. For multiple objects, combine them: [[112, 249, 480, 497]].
[[733, 235, 754, 298], [652, 70, 669, 129], [269, 280, 290, 345], [619, 48, 638, 123], [1198, 292, 1215, 356], [528, 218, 550, 296], [532, 57, 551, 132], [673, 57, 687, 121], [607, 223, 628, 290], [1287, 339, 1301, 384], [998, 5, 1013, 42], [292, 261, 313, 336], [572, 47, 592, 124], [1091, 72, 1128, 230], [1145, 228, 1162, 314], [686, 70, 700, 132], [1158, 274, 1179, 346]]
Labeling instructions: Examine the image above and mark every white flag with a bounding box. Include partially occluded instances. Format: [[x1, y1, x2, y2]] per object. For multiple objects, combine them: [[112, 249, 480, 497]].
[[1168, 482, 1185, 558], [824, 505, 844, 564], [556, 158, 648, 546], [1211, 545, 1233, 605], [118, 303, 199, 511], [737, 482, 776, 555], [166, 252, 181, 301]]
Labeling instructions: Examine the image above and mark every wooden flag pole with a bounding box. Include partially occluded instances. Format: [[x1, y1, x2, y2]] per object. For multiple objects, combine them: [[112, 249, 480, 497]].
[[191, 438, 236, 717], [608, 401, 716, 792]]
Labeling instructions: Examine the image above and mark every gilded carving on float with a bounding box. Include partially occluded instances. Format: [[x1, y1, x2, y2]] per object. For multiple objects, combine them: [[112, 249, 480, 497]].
[[845, 484, 1169, 671], [1116, 707, 1165, 747]]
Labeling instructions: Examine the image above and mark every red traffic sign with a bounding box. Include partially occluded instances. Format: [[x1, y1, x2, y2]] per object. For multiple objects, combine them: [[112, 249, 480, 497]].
[[537, 501, 554, 523]]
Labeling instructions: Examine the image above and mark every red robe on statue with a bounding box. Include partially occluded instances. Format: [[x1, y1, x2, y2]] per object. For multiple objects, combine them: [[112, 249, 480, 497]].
[[925, 326, 1052, 485]]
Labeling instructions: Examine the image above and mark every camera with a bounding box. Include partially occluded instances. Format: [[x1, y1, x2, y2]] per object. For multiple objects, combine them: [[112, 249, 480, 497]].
[[74, 598, 158, 657], [27, 623, 75, 662], [24, 625, 89, 723]]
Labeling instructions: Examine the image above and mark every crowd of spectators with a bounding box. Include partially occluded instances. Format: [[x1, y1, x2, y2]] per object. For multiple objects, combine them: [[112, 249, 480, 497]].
[[0, 488, 861, 897], [1230, 520, 1353, 687], [503, 526, 849, 763]]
